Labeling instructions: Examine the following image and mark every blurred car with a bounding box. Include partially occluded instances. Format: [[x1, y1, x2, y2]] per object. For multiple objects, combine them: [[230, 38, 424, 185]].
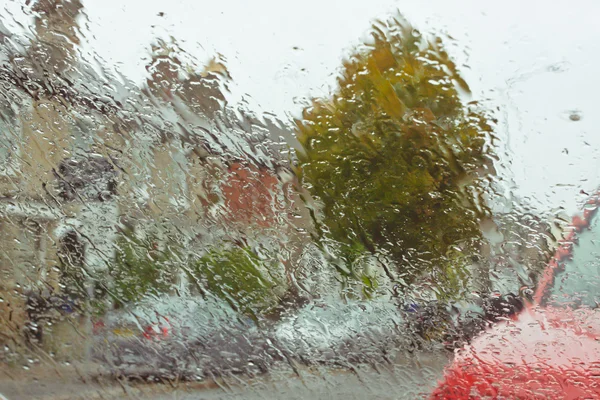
[[92, 294, 276, 380], [270, 296, 412, 366], [432, 194, 600, 398]]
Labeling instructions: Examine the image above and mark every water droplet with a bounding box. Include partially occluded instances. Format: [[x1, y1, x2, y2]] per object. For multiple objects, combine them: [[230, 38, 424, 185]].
[[569, 111, 582, 121]]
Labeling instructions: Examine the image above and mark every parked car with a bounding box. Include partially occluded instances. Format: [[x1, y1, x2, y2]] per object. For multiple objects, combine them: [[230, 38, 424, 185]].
[[432, 194, 600, 398], [92, 293, 277, 380], [270, 296, 411, 366]]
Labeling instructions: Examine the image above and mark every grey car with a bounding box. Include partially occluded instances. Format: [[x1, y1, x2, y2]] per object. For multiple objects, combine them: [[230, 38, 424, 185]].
[[269, 296, 411, 366], [92, 294, 277, 380]]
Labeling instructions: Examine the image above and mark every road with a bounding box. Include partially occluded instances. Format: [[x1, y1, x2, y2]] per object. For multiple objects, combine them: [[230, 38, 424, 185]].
[[151, 350, 449, 400], [0, 349, 449, 400]]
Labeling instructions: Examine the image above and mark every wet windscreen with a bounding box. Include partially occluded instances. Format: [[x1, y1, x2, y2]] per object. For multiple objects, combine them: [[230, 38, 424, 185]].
[[0, 1, 598, 399]]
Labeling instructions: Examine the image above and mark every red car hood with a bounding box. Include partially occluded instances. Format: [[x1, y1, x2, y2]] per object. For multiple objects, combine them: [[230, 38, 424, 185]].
[[433, 305, 600, 399]]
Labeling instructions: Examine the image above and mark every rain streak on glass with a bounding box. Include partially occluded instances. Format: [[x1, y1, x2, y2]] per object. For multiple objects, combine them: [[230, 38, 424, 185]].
[[0, 0, 599, 399]]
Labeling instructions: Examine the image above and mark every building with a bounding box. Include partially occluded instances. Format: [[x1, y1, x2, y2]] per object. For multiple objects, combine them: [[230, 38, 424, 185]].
[[0, 0, 126, 353], [0, 0, 305, 359]]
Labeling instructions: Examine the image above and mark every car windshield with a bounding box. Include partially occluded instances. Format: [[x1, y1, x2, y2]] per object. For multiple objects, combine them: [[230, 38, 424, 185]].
[[2, 1, 600, 398], [545, 214, 600, 308]]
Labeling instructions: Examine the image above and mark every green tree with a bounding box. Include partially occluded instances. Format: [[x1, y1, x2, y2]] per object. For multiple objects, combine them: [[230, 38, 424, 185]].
[[296, 15, 496, 295]]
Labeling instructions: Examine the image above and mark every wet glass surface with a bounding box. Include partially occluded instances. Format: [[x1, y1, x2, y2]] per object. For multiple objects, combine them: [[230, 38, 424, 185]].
[[0, 1, 599, 399]]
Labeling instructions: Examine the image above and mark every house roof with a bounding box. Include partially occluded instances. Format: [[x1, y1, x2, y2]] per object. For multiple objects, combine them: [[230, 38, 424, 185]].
[[0, 0, 296, 175]]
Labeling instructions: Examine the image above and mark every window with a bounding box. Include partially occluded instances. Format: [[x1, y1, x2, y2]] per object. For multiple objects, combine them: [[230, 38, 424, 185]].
[[5, 1, 600, 398]]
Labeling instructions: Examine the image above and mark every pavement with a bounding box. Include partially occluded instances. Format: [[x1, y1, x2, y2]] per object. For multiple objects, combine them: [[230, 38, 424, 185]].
[[0, 348, 450, 400], [0, 360, 122, 400]]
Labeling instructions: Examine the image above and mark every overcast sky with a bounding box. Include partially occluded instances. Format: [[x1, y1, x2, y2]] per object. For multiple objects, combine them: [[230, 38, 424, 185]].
[[1, 0, 599, 215]]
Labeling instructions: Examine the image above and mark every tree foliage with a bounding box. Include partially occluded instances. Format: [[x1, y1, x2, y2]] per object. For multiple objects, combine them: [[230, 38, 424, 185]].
[[110, 231, 178, 306], [190, 246, 282, 319], [296, 15, 496, 290]]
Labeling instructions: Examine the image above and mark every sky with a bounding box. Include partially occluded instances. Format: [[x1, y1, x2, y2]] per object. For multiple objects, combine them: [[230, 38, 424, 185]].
[[1, 0, 599, 216]]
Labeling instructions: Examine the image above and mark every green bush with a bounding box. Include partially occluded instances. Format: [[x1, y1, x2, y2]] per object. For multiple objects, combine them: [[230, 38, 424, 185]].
[[190, 246, 281, 319], [110, 231, 178, 306]]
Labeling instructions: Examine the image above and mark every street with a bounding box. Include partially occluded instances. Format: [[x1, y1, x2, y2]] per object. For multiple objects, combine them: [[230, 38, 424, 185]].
[[0, 349, 449, 400]]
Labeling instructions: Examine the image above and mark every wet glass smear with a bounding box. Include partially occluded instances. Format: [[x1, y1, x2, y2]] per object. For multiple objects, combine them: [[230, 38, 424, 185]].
[[0, 0, 599, 399]]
